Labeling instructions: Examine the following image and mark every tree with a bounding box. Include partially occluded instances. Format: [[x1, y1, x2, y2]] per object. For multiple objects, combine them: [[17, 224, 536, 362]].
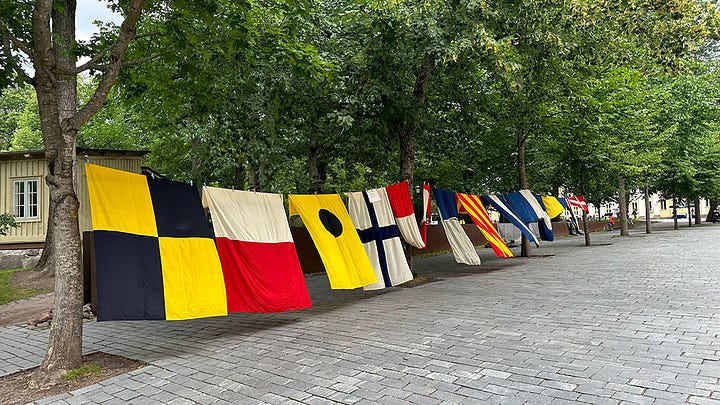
[[1, 0, 144, 382]]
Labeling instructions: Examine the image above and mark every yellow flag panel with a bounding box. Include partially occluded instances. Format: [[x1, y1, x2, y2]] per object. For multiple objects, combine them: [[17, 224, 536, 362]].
[[159, 237, 228, 320], [288, 194, 377, 289], [86, 164, 158, 237]]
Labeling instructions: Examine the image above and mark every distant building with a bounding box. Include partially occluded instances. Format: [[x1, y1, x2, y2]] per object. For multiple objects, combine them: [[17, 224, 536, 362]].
[[0, 148, 147, 248]]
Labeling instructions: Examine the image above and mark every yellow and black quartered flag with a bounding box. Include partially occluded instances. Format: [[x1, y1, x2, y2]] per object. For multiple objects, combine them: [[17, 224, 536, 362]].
[[86, 164, 227, 321]]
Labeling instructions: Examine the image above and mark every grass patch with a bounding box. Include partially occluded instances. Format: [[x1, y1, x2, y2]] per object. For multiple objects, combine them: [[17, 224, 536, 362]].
[[0, 269, 49, 305], [62, 364, 102, 382]]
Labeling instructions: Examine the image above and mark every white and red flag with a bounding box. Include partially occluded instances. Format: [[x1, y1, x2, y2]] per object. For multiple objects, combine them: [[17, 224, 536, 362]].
[[384, 181, 425, 249], [421, 183, 431, 248], [202, 187, 311, 313], [566, 195, 589, 213]]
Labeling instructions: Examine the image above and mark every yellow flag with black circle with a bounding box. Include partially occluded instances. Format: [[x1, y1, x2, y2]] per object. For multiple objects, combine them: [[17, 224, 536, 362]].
[[288, 194, 377, 289]]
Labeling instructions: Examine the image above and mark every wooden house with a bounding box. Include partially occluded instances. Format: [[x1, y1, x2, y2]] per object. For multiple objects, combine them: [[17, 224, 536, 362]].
[[0, 148, 147, 248]]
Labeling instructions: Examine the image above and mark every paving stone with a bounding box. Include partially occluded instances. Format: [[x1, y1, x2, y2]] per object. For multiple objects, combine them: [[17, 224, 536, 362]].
[[3, 225, 720, 403]]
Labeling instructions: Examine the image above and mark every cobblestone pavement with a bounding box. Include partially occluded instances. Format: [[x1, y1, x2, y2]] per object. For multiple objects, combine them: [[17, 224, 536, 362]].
[[2, 224, 720, 404]]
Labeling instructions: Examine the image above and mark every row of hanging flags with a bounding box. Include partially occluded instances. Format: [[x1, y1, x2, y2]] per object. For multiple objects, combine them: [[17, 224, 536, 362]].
[[85, 164, 589, 322]]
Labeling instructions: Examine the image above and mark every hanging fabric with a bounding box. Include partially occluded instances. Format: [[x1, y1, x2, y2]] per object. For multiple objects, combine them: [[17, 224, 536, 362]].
[[433, 188, 482, 266], [566, 195, 589, 212], [456, 193, 513, 258], [421, 183, 431, 248], [347, 188, 413, 290], [288, 194, 377, 289], [384, 181, 425, 249], [542, 196, 565, 219], [202, 187, 311, 312], [482, 194, 540, 247], [86, 164, 227, 321], [519, 189, 554, 242]]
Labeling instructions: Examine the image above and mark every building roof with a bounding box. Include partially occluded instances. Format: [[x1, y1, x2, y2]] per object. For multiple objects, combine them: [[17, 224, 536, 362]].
[[0, 148, 149, 161]]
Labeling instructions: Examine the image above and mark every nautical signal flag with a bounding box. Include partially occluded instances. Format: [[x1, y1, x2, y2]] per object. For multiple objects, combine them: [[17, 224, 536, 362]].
[[566, 195, 589, 213], [433, 188, 482, 266], [456, 193, 513, 259], [542, 196, 565, 219], [288, 194, 377, 289], [384, 181, 425, 249], [202, 187, 311, 312], [86, 164, 227, 321], [347, 188, 413, 290]]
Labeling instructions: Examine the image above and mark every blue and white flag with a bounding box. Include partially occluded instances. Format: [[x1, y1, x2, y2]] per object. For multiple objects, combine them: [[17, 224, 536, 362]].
[[347, 188, 413, 290]]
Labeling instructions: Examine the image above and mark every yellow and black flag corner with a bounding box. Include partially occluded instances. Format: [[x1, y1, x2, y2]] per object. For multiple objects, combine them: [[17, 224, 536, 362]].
[[86, 164, 227, 321]]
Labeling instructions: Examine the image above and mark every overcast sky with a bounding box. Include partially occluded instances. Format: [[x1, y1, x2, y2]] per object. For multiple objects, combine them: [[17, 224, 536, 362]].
[[76, 0, 123, 42]]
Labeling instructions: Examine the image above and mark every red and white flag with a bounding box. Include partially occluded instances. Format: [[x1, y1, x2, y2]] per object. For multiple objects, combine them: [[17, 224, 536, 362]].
[[202, 187, 311, 313], [566, 195, 589, 213], [421, 183, 431, 248], [384, 181, 425, 249]]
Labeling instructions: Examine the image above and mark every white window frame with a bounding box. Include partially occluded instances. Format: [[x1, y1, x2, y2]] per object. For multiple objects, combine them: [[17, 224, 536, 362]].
[[12, 178, 40, 221]]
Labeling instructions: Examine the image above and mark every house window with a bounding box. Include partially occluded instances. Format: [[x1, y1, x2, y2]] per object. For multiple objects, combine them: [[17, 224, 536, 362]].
[[632, 202, 638, 210], [660, 200, 667, 210], [13, 179, 39, 220]]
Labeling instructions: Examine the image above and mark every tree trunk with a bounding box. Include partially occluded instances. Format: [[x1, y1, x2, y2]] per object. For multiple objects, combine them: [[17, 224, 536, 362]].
[[580, 172, 591, 246], [688, 199, 692, 227], [308, 138, 324, 193], [695, 199, 702, 225], [517, 131, 531, 256], [28, 0, 145, 382], [618, 176, 629, 236], [673, 197, 678, 230], [706, 198, 719, 222], [644, 183, 651, 234], [26, 1, 84, 382]]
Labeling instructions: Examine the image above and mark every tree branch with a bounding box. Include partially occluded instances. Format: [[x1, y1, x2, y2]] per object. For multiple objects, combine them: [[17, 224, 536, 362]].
[[66, 0, 144, 131], [75, 31, 161, 74], [0, 34, 33, 84], [121, 52, 162, 67], [0, 18, 33, 58]]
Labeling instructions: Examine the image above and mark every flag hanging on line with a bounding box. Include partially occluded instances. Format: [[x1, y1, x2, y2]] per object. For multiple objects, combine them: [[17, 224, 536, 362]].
[[456, 193, 513, 258], [433, 188, 482, 266], [86, 164, 227, 321], [542, 196, 566, 219], [202, 187, 311, 313], [566, 195, 589, 213], [347, 188, 413, 290], [384, 181, 425, 249], [519, 189, 554, 242], [421, 183, 431, 248], [288, 194, 377, 289], [482, 194, 540, 247]]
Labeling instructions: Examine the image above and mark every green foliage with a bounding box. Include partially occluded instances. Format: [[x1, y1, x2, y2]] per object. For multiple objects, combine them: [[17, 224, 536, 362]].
[[62, 364, 102, 381], [0, 212, 18, 236], [0, 269, 49, 305], [8, 87, 41, 150], [0, 85, 33, 151]]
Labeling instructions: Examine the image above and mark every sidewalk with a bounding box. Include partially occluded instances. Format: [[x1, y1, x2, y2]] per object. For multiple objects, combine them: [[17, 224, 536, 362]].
[[2, 223, 720, 404]]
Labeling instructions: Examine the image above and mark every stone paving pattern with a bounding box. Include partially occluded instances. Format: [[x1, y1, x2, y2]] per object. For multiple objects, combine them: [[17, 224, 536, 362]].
[[2, 224, 720, 404]]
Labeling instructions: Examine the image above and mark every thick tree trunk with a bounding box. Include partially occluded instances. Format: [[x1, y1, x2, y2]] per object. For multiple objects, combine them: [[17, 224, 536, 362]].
[[28, 0, 84, 382], [618, 176, 629, 236], [706, 198, 719, 222], [28, 0, 145, 383], [644, 183, 651, 234], [695, 199, 702, 225]]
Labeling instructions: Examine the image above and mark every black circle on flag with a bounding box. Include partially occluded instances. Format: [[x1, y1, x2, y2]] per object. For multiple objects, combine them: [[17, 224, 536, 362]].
[[319, 209, 343, 237]]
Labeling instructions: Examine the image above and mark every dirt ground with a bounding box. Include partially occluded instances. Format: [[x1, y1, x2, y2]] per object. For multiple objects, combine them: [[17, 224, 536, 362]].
[[0, 352, 145, 405], [0, 271, 55, 327], [0, 271, 145, 403]]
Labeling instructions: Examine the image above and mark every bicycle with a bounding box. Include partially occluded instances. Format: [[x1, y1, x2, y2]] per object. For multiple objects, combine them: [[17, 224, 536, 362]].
[[603, 221, 615, 232]]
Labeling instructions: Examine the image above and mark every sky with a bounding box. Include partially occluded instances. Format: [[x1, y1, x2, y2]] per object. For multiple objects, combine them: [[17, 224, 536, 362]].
[[76, 0, 123, 42]]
